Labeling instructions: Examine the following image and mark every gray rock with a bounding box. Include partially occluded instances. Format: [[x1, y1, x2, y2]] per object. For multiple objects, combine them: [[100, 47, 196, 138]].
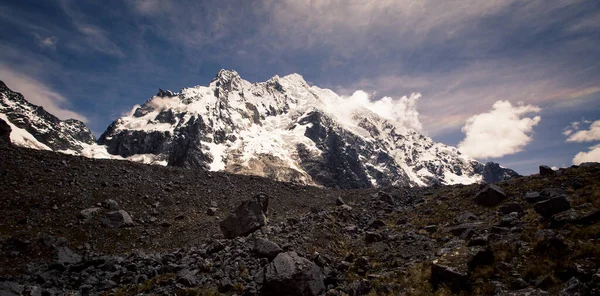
[[207, 240, 225, 255], [473, 184, 507, 207], [253, 238, 283, 260], [177, 269, 198, 287], [102, 210, 134, 228], [365, 231, 382, 243], [259, 252, 325, 296], [218, 277, 233, 293], [0, 281, 23, 296], [534, 196, 571, 219], [219, 193, 269, 238], [57, 246, 82, 265], [104, 199, 119, 210], [78, 207, 102, 222], [444, 223, 481, 237]]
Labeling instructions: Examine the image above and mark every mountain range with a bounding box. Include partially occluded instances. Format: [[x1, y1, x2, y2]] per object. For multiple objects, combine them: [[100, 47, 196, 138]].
[[0, 70, 519, 188]]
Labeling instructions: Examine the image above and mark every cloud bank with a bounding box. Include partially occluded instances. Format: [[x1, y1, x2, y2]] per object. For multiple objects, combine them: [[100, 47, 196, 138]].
[[342, 90, 422, 131], [573, 144, 600, 165], [565, 119, 600, 164], [566, 120, 600, 142], [458, 101, 541, 159]]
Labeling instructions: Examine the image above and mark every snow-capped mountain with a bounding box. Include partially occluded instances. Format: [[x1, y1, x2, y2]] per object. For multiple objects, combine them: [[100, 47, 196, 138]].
[[0, 81, 95, 152], [0, 72, 518, 188], [97, 70, 519, 188]]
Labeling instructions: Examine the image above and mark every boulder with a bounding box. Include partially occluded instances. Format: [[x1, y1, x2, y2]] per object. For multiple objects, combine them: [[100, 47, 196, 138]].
[[550, 204, 600, 228], [534, 196, 571, 219], [444, 223, 482, 237], [258, 252, 325, 296], [102, 210, 134, 228], [220, 193, 269, 238], [473, 184, 507, 207], [335, 196, 345, 206], [525, 192, 544, 203], [539, 165, 555, 177], [104, 199, 119, 210], [499, 203, 523, 215], [431, 241, 472, 292], [253, 238, 283, 260]]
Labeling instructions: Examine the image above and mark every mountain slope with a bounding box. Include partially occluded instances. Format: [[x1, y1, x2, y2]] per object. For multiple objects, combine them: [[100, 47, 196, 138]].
[[98, 70, 518, 188], [0, 81, 95, 152]]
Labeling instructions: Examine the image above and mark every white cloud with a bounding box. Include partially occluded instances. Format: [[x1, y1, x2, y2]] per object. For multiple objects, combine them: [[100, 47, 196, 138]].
[[0, 66, 87, 122], [458, 100, 541, 159], [566, 120, 600, 142], [341, 90, 422, 131], [573, 144, 600, 164]]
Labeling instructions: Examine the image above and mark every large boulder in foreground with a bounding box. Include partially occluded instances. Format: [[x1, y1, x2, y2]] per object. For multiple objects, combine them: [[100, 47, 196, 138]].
[[257, 251, 325, 296], [473, 184, 507, 207], [220, 193, 269, 239], [0, 118, 11, 145]]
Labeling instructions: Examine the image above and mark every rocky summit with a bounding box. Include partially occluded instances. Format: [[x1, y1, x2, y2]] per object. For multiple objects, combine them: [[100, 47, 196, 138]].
[[1, 134, 599, 295], [0, 71, 518, 189]]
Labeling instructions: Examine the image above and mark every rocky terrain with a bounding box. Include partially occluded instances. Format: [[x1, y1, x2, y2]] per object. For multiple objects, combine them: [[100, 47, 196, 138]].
[[0, 72, 518, 189], [1, 122, 599, 295]]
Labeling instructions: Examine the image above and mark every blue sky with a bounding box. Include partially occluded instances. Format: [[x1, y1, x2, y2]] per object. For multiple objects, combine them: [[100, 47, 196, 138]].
[[0, 0, 599, 175]]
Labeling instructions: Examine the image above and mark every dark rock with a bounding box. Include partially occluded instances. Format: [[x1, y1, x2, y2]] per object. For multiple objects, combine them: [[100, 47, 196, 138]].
[[467, 247, 494, 270], [177, 269, 198, 287], [425, 225, 437, 234], [0, 281, 23, 295], [367, 219, 386, 230], [499, 202, 523, 215], [206, 207, 218, 216], [431, 242, 472, 292], [0, 118, 11, 145], [103, 199, 118, 210], [526, 192, 544, 203], [456, 212, 479, 223], [253, 237, 283, 260], [207, 240, 225, 255], [57, 246, 82, 265], [444, 223, 481, 237], [218, 277, 233, 293], [539, 165, 555, 176], [78, 207, 102, 222], [335, 196, 345, 206], [473, 184, 507, 207], [559, 277, 588, 296], [534, 196, 571, 219], [364, 232, 382, 243], [482, 162, 521, 183], [509, 277, 529, 290], [102, 210, 134, 228], [259, 252, 325, 296], [550, 204, 600, 228], [219, 193, 269, 238]]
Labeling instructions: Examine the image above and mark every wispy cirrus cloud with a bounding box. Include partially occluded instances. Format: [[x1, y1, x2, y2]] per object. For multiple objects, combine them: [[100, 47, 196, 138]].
[[0, 66, 87, 122]]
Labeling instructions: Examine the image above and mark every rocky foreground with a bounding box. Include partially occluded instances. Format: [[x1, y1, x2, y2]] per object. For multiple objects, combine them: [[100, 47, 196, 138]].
[[1, 125, 600, 295]]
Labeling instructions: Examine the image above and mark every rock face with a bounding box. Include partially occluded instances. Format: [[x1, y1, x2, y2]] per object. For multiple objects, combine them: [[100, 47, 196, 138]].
[[259, 252, 325, 296], [220, 193, 269, 238], [0, 117, 10, 144], [0, 81, 95, 152], [96, 70, 518, 188], [473, 184, 507, 207], [480, 162, 521, 183]]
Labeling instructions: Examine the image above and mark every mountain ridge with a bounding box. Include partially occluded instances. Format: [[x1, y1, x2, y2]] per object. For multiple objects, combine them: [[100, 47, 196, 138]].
[[0, 71, 519, 188]]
